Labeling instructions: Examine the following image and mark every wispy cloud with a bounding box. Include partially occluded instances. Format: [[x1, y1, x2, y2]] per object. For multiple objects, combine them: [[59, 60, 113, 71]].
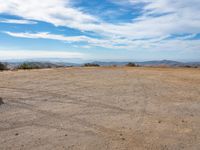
[[4, 31, 111, 48], [4, 31, 200, 53], [0, 19, 37, 24], [0, 50, 86, 60], [0, 0, 200, 57], [1, 0, 200, 38], [5, 31, 95, 42], [0, 0, 98, 28]]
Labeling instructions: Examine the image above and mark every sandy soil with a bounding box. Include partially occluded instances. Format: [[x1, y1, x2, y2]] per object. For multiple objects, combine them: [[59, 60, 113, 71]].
[[0, 67, 200, 150]]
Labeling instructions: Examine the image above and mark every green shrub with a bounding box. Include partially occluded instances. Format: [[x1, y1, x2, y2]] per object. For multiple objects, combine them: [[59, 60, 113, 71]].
[[0, 62, 8, 71], [18, 63, 40, 70], [83, 63, 100, 67], [126, 62, 136, 67]]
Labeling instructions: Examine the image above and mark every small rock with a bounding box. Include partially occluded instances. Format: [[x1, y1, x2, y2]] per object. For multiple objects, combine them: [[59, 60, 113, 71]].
[[121, 138, 125, 141], [0, 97, 4, 105], [158, 120, 162, 123], [65, 134, 68, 137], [15, 133, 19, 136]]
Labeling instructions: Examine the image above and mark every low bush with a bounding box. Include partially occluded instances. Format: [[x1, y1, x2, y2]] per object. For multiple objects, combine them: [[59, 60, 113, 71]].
[[83, 63, 100, 67], [0, 97, 4, 105], [126, 62, 136, 67], [18, 63, 40, 70], [0, 62, 8, 71]]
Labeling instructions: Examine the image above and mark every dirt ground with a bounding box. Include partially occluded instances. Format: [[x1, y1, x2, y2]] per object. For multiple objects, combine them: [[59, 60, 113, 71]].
[[0, 67, 200, 150]]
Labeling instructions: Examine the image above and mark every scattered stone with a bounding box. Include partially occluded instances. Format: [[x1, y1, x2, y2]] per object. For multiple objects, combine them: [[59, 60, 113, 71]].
[[65, 134, 68, 137], [15, 133, 19, 136], [158, 120, 162, 123], [161, 144, 168, 150], [0, 97, 4, 105], [121, 138, 125, 141], [120, 133, 123, 136]]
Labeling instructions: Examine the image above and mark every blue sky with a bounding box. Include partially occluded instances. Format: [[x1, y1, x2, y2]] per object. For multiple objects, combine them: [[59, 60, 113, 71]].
[[0, 0, 200, 62]]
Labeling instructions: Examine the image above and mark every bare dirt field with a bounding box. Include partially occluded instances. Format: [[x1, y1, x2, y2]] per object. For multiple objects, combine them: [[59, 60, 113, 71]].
[[0, 67, 200, 150]]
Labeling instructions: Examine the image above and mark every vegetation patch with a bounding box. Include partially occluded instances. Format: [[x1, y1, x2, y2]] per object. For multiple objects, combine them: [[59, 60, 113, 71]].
[[83, 63, 100, 67], [17, 62, 63, 70], [125, 62, 137, 67], [0, 62, 8, 71], [0, 97, 4, 105], [18, 63, 41, 70]]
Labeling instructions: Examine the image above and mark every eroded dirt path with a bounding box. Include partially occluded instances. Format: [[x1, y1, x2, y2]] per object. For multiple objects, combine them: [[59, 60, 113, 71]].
[[0, 67, 200, 150]]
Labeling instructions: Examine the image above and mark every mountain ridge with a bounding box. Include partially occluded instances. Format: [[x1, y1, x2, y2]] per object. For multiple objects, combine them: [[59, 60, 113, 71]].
[[1, 60, 200, 69]]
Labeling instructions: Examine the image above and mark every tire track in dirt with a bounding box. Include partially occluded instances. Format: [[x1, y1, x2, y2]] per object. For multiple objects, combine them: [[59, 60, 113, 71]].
[[0, 104, 125, 144], [0, 96, 131, 140], [0, 84, 142, 144], [134, 74, 150, 131], [0, 87, 135, 114]]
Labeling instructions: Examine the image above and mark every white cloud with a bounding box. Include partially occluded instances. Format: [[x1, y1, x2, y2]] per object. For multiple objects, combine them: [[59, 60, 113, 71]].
[[1, 0, 200, 38], [5, 31, 94, 42], [93, 0, 200, 38], [0, 19, 37, 24], [4, 31, 200, 52], [4, 31, 111, 48], [4, 31, 128, 49], [0, 0, 98, 27], [0, 0, 200, 52], [0, 50, 86, 60]]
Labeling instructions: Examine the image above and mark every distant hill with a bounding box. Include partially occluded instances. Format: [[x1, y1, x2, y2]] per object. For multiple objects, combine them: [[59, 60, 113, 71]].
[[1, 60, 200, 69], [136, 60, 183, 67], [5, 62, 74, 70], [91, 60, 200, 67], [92, 61, 129, 66]]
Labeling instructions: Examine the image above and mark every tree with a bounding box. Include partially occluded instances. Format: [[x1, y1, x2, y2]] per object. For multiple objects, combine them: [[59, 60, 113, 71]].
[[0, 62, 7, 71], [18, 63, 40, 69], [126, 62, 136, 67], [83, 63, 100, 67]]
